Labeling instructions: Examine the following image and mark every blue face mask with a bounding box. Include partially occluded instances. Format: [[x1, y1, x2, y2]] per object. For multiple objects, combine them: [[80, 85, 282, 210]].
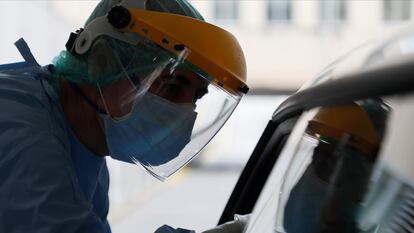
[[102, 92, 197, 166]]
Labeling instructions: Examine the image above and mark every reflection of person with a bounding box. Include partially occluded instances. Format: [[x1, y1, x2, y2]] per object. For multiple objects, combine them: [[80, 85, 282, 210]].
[[283, 102, 388, 233], [0, 0, 248, 232]]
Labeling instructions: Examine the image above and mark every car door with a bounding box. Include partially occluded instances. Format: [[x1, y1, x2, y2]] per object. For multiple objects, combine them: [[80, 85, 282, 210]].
[[219, 26, 414, 230]]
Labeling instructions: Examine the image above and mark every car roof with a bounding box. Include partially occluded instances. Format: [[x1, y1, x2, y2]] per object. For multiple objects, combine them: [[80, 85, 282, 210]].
[[297, 24, 414, 89], [272, 47, 414, 123]]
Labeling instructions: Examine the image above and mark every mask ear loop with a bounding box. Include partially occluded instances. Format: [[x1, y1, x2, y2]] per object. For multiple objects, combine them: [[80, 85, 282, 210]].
[[68, 81, 109, 116], [95, 80, 113, 118]]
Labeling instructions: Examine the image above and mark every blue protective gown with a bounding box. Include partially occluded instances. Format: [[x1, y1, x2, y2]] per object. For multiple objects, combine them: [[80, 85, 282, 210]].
[[0, 39, 111, 233]]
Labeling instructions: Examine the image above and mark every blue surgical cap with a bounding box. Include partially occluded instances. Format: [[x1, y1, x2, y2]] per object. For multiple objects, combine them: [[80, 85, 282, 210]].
[[52, 0, 204, 88]]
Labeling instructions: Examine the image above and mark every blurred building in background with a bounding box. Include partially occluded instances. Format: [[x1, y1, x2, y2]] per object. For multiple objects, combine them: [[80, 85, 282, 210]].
[[191, 0, 414, 91], [0, 1, 413, 233], [2, 0, 412, 91]]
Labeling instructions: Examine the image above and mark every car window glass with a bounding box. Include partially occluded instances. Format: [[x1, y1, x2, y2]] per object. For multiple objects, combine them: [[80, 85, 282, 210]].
[[245, 97, 396, 233], [244, 109, 319, 233]]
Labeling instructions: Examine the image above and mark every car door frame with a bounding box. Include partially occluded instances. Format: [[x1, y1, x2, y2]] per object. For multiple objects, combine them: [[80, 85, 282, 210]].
[[219, 56, 414, 224]]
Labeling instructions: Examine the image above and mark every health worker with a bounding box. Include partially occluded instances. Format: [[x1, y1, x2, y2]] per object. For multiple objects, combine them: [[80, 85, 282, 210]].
[[0, 0, 248, 232]]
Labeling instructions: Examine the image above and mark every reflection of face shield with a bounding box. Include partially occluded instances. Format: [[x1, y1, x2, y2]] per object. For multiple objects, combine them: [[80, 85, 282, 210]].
[[66, 4, 248, 180], [275, 102, 389, 233], [284, 139, 375, 233]]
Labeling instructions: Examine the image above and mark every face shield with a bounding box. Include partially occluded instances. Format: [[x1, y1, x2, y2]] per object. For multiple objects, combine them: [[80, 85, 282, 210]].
[[67, 4, 248, 180]]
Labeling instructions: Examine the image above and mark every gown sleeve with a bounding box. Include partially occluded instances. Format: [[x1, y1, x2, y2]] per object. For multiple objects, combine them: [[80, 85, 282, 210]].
[[0, 74, 108, 233]]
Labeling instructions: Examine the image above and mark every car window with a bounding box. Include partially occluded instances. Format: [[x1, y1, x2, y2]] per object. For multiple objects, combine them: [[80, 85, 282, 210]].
[[244, 109, 319, 233], [244, 96, 401, 233]]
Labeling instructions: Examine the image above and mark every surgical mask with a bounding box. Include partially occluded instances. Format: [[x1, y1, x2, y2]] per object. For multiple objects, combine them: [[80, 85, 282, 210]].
[[102, 92, 197, 167]]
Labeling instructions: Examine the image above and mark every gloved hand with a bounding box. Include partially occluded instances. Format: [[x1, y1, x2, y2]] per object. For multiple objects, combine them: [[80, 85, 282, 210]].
[[155, 225, 195, 233], [154, 214, 250, 233], [201, 214, 250, 233]]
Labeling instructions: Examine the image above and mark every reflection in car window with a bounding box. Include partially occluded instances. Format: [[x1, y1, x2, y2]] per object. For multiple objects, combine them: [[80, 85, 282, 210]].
[[245, 97, 403, 233], [276, 99, 389, 233]]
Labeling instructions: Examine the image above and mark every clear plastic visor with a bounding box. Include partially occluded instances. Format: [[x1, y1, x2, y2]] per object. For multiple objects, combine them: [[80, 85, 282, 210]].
[[80, 36, 243, 180]]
